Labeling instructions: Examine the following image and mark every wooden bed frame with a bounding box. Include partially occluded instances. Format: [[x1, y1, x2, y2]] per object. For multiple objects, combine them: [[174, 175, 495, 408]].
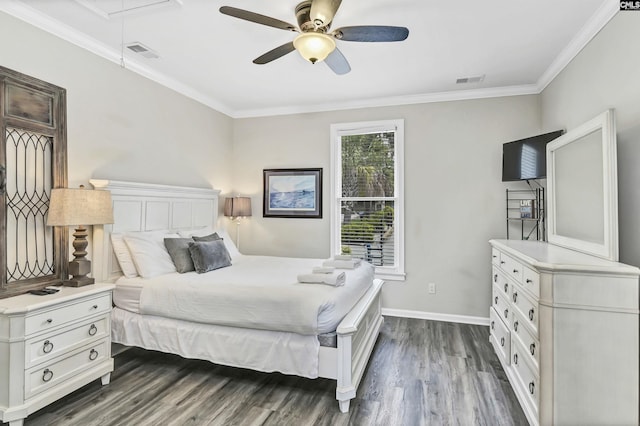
[[90, 179, 383, 413]]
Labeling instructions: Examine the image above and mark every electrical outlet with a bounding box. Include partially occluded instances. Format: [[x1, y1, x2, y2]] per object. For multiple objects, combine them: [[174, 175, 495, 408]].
[[428, 283, 436, 294]]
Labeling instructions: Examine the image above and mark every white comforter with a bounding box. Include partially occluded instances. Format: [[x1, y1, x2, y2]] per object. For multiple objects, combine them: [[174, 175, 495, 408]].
[[130, 255, 375, 335]]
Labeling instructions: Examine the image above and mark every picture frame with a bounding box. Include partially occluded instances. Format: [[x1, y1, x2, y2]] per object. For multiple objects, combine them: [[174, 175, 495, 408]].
[[263, 168, 322, 218], [520, 199, 535, 219]]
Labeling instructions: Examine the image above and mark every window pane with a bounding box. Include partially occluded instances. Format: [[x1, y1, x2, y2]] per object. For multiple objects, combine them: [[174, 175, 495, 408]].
[[340, 200, 394, 267], [341, 132, 395, 197]]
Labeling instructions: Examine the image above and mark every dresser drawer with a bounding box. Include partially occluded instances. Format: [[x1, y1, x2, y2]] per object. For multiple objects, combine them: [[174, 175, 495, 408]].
[[491, 248, 501, 266], [492, 285, 511, 326], [512, 309, 540, 369], [511, 338, 540, 415], [490, 307, 511, 365], [492, 267, 511, 300], [522, 267, 540, 298], [25, 315, 109, 369], [24, 339, 109, 400], [501, 253, 524, 283], [25, 293, 111, 336], [511, 284, 538, 335]]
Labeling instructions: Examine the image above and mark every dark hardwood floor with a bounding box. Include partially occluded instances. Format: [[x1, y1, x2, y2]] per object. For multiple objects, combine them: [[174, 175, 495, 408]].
[[9, 317, 528, 426]]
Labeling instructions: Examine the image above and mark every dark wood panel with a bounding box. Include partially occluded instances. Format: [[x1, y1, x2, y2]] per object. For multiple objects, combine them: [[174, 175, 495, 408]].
[[9, 317, 527, 425], [5, 83, 53, 126]]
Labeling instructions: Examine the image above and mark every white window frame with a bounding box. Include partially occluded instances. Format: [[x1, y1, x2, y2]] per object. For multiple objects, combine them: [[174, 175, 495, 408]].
[[330, 119, 405, 281]]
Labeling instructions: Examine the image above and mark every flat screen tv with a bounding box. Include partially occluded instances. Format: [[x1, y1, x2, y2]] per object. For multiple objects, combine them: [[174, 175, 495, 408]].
[[502, 130, 564, 181]]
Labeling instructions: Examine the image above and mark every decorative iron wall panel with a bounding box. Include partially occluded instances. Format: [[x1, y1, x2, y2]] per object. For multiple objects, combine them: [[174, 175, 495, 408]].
[[5, 127, 54, 282]]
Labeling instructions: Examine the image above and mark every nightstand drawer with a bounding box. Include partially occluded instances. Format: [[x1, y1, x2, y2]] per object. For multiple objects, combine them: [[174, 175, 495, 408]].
[[25, 293, 111, 336], [25, 339, 109, 400], [25, 315, 109, 368]]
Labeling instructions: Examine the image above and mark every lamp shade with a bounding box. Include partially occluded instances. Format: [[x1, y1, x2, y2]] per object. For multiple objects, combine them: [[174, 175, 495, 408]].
[[293, 32, 336, 64], [224, 197, 252, 218], [47, 187, 114, 226]]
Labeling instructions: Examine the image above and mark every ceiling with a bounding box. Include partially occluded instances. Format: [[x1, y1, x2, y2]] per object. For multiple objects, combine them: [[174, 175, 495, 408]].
[[1, 0, 617, 118]]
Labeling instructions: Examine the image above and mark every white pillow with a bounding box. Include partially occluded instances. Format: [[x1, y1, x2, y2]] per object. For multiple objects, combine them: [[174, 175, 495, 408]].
[[110, 233, 138, 278], [123, 230, 179, 278], [178, 227, 241, 259]]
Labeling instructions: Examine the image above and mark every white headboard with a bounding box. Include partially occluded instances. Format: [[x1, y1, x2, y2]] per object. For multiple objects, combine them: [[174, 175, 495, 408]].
[[90, 179, 221, 282]]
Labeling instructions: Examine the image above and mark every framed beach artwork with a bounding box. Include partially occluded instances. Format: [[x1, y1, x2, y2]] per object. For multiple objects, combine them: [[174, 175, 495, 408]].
[[263, 168, 322, 218]]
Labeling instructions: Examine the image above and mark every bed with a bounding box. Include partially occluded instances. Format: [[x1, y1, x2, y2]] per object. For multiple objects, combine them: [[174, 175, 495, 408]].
[[90, 179, 384, 413]]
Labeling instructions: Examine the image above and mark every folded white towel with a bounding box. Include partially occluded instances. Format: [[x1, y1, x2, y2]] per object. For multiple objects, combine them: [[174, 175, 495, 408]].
[[334, 254, 353, 260], [297, 272, 346, 286], [312, 266, 335, 274], [322, 258, 362, 269]]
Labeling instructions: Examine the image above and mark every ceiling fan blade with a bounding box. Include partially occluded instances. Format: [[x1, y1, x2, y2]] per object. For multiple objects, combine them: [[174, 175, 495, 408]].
[[310, 0, 342, 27], [253, 42, 296, 65], [219, 6, 298, 32], [325, 48, 350, 75], [332, 26, 409, 42]]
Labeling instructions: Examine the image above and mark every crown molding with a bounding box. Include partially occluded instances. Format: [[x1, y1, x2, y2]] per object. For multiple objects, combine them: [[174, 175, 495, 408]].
[[0, 0, 617, 119], [0, 0, 234, 117], [232, 84, 540, 118], [536, 1, 618, 92]]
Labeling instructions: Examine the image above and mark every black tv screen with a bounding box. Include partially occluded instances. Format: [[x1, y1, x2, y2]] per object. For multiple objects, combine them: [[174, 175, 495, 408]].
[[502, 130, 564, 181]]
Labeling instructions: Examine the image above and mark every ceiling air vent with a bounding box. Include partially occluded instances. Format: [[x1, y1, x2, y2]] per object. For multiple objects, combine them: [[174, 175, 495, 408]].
[[456, 75, 485, 84], [126, 42, 160, 59]]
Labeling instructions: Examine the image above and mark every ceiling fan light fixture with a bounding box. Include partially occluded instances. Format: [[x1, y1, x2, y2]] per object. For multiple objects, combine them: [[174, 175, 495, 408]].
[[293, 32, 336, 64]]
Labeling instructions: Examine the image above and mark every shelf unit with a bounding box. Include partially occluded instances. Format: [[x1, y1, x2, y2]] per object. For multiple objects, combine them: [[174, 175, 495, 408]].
[[506, 188, 544, 241]]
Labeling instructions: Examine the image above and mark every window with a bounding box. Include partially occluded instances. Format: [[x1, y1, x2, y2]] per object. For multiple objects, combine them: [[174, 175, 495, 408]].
[[330, 119, 404, 280]]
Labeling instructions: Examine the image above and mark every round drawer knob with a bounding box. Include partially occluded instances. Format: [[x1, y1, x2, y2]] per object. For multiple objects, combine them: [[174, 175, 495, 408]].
[[529, 308, 535, 321], [43, 340, 54, 354], [89, 349, 99, 361], [46, 318, 53, 324], [504, 309, 508, 318], [494, 296, 498, 304], [491, 321, 495, 330], [504, 283, 508, 293], [500, 260, 505, 265], [88, 324, 98, 336], [513, 269, 518, 274], [92, 304, 98, 309], [494, 274, 498, 283], [42, 368, 53, 383], [514, 321, 519, 332], [526, 279, 533, 284], [530, 343, 536, 356]]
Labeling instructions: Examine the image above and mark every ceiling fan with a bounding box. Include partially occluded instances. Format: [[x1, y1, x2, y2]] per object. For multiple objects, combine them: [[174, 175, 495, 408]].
[[219, 0, 409, 75]]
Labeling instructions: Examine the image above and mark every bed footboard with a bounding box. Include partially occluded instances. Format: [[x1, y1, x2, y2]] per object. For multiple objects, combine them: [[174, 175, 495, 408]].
[[335, 278, 384, 413]]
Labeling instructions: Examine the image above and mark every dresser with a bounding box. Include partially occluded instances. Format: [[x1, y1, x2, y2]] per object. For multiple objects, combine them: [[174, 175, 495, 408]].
[[0, 284, 114, 426], [489, 239, 639, 425]]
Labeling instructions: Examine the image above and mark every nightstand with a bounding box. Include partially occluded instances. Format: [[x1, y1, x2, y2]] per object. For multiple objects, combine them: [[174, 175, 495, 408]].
[[0, 284, 115, 426]]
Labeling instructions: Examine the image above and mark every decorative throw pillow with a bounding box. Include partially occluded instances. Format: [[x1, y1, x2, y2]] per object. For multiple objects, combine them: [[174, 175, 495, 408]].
[[123, 231, 179, 278], [192, 232, 221, 242], [111, 233, 138, 278], [179, 227, 241, 259], [188, 240, 232, 273], [164, 238, 196, 273]]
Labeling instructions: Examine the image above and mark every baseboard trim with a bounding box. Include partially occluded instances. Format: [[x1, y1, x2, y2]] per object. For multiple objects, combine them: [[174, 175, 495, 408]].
[[381, 308, 490, 326]]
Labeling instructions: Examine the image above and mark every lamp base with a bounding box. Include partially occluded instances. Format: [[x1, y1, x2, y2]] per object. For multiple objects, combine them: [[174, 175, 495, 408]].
[[64, 258, 95, 287], [63, 276, 95, 287]]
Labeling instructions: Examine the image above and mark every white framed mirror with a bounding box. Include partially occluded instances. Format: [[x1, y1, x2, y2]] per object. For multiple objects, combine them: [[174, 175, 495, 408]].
[[546, 109, 618, 261]]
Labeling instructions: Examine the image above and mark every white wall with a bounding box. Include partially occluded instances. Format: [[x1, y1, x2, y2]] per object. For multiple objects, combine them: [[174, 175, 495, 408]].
[[541, 12, 640, 268], [0, 11, 234, 193], [233, 96, 541, 318]]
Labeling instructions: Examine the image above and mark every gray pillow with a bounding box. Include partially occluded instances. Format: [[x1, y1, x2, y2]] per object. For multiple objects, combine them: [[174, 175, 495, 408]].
[[164, 238, 195, 273], [188, 240, 231, 273], [192, 232, 221, 242]]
